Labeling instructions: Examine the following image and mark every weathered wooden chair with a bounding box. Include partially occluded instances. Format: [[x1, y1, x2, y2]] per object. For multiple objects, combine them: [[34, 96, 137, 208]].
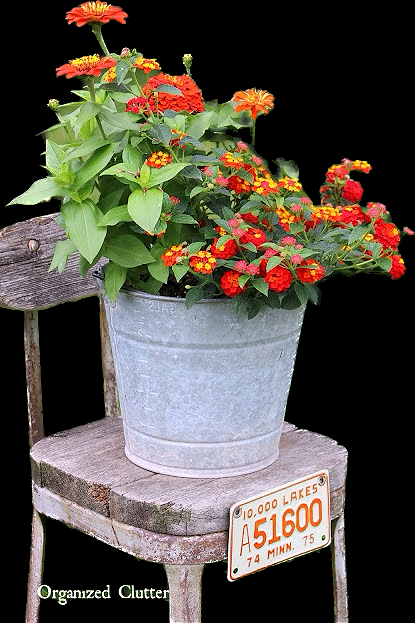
[[0, 213, 348, 623]]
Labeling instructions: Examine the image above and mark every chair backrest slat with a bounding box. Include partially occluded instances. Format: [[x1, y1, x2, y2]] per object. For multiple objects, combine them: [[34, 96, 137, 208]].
[[0, 213, 101, 311], [24, 310, 44, 446], [1, 213, 119, 444]]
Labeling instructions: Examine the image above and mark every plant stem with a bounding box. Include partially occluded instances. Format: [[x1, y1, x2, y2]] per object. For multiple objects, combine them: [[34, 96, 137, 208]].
[[91, 24, 110, 56], [87, 78, 107, 140], [252, 117, 257, 147]]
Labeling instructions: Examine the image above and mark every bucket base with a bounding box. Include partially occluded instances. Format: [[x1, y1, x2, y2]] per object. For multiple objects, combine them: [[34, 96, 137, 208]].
[[124, 445, 280, 478]]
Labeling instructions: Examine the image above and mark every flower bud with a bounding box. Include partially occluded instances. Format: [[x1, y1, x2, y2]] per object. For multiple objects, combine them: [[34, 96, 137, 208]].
[[48, 99, 60, 110], [182, 53, 193, 75], [120, 47, 131, 56]]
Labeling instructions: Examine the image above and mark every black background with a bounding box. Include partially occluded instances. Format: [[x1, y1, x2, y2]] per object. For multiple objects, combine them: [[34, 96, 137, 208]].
[[3, 4, 412, 621]]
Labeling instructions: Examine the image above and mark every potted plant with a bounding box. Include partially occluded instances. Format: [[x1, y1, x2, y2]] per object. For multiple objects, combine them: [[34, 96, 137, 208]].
[[9, 3, 411, 477]]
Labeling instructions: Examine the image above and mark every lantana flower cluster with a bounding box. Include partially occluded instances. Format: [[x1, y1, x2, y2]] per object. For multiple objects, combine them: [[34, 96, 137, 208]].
[[159, 154, 409, 314], [9, 3, 411, 318]]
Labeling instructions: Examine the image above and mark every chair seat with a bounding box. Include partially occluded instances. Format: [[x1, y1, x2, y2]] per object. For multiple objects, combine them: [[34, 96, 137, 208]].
[[30, 417, 347, 538]]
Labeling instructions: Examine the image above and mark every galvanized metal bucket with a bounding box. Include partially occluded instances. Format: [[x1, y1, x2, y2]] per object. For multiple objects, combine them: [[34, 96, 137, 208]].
[[97, 275, 305, 477]]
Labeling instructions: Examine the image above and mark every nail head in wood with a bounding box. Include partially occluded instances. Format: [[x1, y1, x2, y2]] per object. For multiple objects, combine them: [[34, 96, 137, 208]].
[[28, 239, 40, 252]]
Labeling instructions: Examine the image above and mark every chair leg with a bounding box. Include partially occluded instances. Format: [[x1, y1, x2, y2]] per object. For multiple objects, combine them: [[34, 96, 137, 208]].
[[164, 563, 204, 623], [26, 508, 46, 623], [331, 512, 348, 623]]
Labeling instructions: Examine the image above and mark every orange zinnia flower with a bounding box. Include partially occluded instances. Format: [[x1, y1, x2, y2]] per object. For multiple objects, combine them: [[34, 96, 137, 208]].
[[133, 57, 161, 73], [232, 89, 274, 119], [66, 2, 128, 26], [56, 55, 117, 79]]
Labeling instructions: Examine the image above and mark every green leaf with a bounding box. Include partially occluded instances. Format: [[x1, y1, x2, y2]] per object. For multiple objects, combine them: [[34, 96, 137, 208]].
[[139, 162, 151, 186], [103, 233, 155, 267], [367, 242, 383, 259], [251, 277, 269, 296], [264, 291, 281, 309], [100, 110, 141, 131], [154, 84, 184, 96], [61, 199, 107, 263], [289, 222, 306, 234], [115, 60, 130, 84], [186, 111, 213, 139], [122, 144, 143, 170], [246, 298, 262, 319], [7, 177, 65, 206], [99, 162, 139, 184], [148, 123, 172, 146], [293, 281, 309, 307], [348, 225, 369, 245], [190, 186, 206, 199], [238, 274, 251, 288], [73, 102, 102, 136], [280, 289, 303, 310], [104, 262, 128, 302], [172, 263, 189, 282], [375, 257, 392, 272], [63, 136, 115, 162], [185, 285, 205, 309], [275, 158, 299, 179], [128, 187, 163, 234], [215, 234, 234, 247], [98, 204, 131, 225], [48, 238, 77, 273], [73, 144, 115, 190], [169, 213, 199, 224], [148, 257, 169, 283], [304, 283, 320, 305], [146, 162, 189, 188], [266, 255, 283, 271], [184, 242, 204, 256], [45, 140, 65, 173]]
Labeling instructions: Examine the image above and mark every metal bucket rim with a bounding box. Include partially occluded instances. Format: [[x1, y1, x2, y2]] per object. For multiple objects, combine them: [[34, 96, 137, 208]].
[[94, 265, 236, 307], [94, 266, 307, 310]]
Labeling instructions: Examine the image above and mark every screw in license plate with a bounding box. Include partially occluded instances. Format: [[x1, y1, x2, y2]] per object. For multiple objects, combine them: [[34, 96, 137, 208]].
[[233, 506, 242, 518], [318, 475, 327, 486]]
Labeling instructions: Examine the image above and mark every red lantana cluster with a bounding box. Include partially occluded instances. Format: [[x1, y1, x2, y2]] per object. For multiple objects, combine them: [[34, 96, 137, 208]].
[[218, 151, 280, 197], [264, 265, 293, 293], [146, 151, 172, 168]]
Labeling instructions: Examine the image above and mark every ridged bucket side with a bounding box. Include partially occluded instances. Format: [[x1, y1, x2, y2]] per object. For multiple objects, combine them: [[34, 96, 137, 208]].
[[99, 283, 305, 477]]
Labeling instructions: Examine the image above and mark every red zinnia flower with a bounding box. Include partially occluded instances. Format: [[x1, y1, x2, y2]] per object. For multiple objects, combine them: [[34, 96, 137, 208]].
[[56, 55, 117, 78], [232, 89, 274, 120], [220, 270, 247, 297], [296, 259, 325, 284], [341, 179, 363, 203], [264, 265, 293, 293], [66, 2, 128, 27], [143, 73, 204, 114]]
